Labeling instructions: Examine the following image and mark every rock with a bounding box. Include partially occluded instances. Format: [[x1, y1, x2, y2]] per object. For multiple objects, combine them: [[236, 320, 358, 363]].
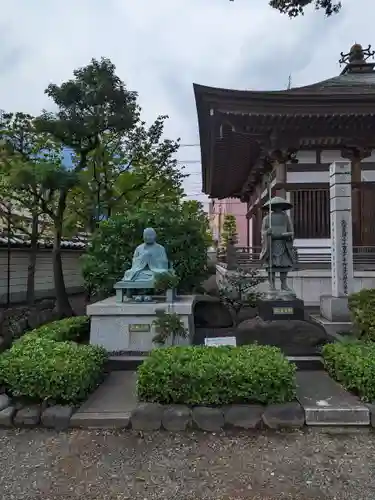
[[41, 405, 74, 430], [192, 407, 224, 431], [0, 394, 11, 411], [27, 311, 43, 330], [14, 405, 41, 427], [194, 299, 233, 328], [201, 275, 220, 296], [162, 405, 191, 431], [11, 318, 29, 338], [131, 403, 163, 431], [262, 402, 305, 429], [236, 317, 329, 356], [236, 306, 258, 324], [224, 405, 263, 429], [37, 299, 55, 311], [0, 406, 15, 427]]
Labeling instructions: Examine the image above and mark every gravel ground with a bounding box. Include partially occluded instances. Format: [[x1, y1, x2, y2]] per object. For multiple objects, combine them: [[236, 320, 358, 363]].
[[0, 428, 374, 500]]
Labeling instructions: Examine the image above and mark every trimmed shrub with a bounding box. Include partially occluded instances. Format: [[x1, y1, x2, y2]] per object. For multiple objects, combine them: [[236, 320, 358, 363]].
[[24, 316, 90, 343], [323, 340, 375, 402], [0, 336, 107, 405], [348, 288, 375, 340], [137, 345, 296, 405]]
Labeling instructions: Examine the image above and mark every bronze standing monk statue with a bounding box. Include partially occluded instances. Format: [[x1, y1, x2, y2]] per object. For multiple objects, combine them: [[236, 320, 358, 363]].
[[259, 196, 296, 294]]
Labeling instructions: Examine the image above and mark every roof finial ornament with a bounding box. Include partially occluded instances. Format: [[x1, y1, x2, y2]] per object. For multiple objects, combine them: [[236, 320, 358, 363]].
[[339, 43, 375, 74]]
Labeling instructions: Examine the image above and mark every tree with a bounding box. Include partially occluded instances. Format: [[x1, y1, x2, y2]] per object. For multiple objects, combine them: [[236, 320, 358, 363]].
[[221, 214, 238, 247], [35, 57, 139, 172], [0, 112, 52, 305], [229, 0, 342, 17], [27, 57, 140, 313], [81, 202, 212, 298], [268, 0, 341, 17], [64, 115, 186, 231], [219, 267, 266, 322]]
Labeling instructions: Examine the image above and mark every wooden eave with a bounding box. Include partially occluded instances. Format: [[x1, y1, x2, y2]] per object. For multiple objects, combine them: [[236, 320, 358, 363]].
[[194, 82, 375, 199]]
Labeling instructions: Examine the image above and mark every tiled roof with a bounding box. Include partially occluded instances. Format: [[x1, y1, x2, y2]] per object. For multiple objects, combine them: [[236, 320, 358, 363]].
[[0, 232, 88, 250]]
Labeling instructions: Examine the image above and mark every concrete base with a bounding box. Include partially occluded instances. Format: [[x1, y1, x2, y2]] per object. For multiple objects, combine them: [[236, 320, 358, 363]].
[[87, 295, 195, 352], [296, 371, 369, 426], [310, 314, 352, 338], [320, 295, 351, 322]]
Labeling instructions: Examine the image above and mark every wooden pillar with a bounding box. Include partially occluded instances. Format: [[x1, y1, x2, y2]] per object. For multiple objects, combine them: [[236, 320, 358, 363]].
[[274, 161, 287, 198], [341, 147, 371, 246]]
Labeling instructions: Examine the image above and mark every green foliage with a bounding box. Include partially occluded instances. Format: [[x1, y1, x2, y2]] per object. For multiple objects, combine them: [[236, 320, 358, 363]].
[[154, 272, 180, 292], [348, 288, 375, 341], [137, 345, 296, 405], [35, 57, 139, 166], [323, 341, 375, 402], [0, 336, 106, 405], [24, 316, 90, 343], [152, 310, 188, 345], [268, 0, 341, 17], [219, 267, 266, 315], [0, 316, 106, 404], [81, 202, 211, 297], [221, 214, 238, 247]]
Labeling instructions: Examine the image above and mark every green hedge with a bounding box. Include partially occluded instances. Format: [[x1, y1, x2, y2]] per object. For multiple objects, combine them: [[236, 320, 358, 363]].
[[22, 316, 90, 343], [323, 341, 375, 402], [137, 345, 296, 405], [348, 288, 375, 340], [0, 316, 107, 405]]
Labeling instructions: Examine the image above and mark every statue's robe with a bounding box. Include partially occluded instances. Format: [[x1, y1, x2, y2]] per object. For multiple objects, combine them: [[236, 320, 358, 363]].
[[123, 243, 169, 282], [259, 212, 295, 271]]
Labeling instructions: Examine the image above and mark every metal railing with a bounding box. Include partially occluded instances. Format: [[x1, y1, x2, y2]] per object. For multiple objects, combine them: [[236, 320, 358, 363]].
[[218, 245, 375, 271]]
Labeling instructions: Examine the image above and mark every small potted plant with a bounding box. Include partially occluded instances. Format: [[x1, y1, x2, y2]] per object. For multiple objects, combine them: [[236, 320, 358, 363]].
[[152, 309, 188, 346], [154, 272, 180, 302]]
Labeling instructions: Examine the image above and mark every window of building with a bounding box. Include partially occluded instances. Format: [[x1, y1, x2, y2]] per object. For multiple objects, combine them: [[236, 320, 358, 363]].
[[290, 189, 330, 239]]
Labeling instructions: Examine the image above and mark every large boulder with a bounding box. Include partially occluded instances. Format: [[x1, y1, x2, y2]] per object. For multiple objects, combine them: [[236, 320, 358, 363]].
[[236, 317, 329, 356], [201, 275, 219, 296]]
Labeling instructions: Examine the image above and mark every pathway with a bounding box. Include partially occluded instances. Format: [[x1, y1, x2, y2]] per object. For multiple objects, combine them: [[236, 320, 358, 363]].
[[1, 428, 375, 499]]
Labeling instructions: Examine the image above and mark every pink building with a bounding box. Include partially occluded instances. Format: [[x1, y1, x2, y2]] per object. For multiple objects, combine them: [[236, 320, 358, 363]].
[[209, 198, 249, 247]]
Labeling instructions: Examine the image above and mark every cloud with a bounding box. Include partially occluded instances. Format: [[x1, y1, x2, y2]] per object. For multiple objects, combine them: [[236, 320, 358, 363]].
[[1, 0, 374, 207]]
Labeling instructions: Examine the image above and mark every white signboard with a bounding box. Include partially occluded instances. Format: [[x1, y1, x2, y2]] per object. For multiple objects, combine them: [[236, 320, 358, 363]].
[[204, 336, 237, 347]]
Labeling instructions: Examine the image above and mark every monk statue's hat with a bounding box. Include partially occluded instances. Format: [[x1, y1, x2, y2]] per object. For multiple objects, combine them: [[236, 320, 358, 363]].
[[262, 196, 293, 211]]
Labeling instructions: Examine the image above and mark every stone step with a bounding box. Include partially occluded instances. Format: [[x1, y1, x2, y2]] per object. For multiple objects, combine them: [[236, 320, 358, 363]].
[[106, 354, 323, 372], [287, 356, 324, 371], [296, 371, 369, 426], [106, 355, 147, 371]]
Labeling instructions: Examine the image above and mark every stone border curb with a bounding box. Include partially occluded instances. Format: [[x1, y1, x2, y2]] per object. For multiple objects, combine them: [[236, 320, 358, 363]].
[[1, 400, 374, 432]]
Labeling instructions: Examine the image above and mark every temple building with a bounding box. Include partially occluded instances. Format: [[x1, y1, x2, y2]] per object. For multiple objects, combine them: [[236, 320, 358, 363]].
[[194, 44, 375, 253]]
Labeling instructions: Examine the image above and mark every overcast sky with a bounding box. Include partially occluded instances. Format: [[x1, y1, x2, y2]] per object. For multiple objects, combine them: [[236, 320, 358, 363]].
[[1, 0, 374, 208]]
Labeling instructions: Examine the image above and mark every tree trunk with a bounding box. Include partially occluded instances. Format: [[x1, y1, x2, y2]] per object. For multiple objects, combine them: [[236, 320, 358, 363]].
[[26, 213, 38, 305], [53, 190, 74, 318]]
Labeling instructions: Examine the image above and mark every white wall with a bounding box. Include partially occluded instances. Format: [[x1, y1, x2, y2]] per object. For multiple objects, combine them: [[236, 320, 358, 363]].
[[216, 265, 375, 307], [0, 249, 84, 304]]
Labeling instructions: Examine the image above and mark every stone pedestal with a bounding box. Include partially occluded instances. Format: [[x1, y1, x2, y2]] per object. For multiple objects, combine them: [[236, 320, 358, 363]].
[[320, 161, 354, 328], [88, 296, 195, 353], [258, 297, 305, 321]]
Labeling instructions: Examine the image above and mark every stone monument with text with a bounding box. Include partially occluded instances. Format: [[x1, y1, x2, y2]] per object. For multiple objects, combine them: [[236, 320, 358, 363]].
[[320, 161, 354, 323]]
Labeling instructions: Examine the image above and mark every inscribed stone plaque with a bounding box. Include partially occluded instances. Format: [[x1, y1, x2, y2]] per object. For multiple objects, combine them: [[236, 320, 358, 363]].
[[128, 324, 151, 333], [272, 306, 294, 315]]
